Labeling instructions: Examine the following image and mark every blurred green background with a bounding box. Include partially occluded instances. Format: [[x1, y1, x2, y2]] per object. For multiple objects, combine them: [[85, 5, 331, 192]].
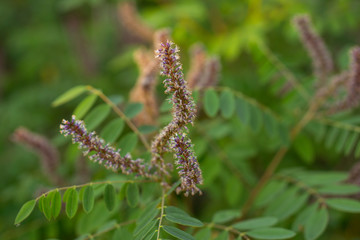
[[1, 0, 360, 239]]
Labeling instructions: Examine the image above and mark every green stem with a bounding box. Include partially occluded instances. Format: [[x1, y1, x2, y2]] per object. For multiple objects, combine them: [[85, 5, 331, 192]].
[[156, 189, 166, 240]]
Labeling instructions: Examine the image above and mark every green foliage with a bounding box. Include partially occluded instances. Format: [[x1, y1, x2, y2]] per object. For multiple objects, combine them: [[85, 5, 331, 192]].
[[82, 186, 95, 213], [14, 200, 36, 225]]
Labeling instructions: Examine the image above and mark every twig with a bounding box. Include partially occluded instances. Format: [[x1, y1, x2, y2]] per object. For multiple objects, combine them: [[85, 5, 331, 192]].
[[156, 188, 166, 240]]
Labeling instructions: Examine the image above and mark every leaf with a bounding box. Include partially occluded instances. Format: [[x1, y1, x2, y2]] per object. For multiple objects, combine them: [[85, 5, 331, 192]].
[[291, 203, 318, 232], [82, 186, 95, 213], [236, 98, 251, 125], [162, 225, 195, 240], [263, 113, 276, 137], [165, 206, 204, 227], [195, 228, 211, 240], [265, 187, 307, 221], [14, 199, 36, 225], [44, 191, 54, 221], [345, 132, 358, 155], [84, 104, 111, 130], [325, 128, 340, 149], [51, 190, 62, 219], [204, 88, 220, 117], [64, 188, 79, 219], [318, 184, 360, 195], [101, 118, 125, 143], [118, 133, 138, 153], [38, 195, 45, 213], [295, 172, 348, 186], [247, 227, 296, 239], [73, 94, 98, 119], [225, 174, 243, 206], [124, 102, 144, 119], [212, 209, 241, 224], [134, 200, 160, 236], [255, 181, 287, 207], [249, 105, 263, 133], [220, 90, 235, 119], [134, 219, 157, 240], [215, 231, 229, 240], [52, 85, 86, 107], [160, 99, 173, 112], [138, 125, 158, 134], [304, 207, 328, 240], [126, 183, 139, 208], [233, 217, 278, 231], [112, 227, 133, 240], [326, 198, 360, 213], [335, 130, 350, 153], [104, 184, 116, 211], [293, 134, 314, 164]]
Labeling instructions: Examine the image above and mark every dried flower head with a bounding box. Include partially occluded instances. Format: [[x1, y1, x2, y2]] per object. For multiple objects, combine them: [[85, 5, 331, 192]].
[[293, 14, 334, 84], [151, 41, 202, 195], [117, 2, 154, 42], [60, 116, 151, 177], [11, 127, 63, 185]]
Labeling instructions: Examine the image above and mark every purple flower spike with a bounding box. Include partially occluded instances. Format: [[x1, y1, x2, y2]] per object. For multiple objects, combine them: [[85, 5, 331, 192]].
[[60, 115, 150, 177]]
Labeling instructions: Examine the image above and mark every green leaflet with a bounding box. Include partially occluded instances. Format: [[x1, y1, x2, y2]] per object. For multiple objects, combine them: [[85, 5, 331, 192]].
[[101, 118, 125, 143], [73, 94, 98, 119], [236, 98, 251, 125], [194, 228, 211, 240], [163, 225, 195, 240], [204, 88, 220, 117], [232, 217, 278, 231], [43, 191, 54, 220], [82, 186, 95, 213], [295, 171, 348, 186], [292, 203, 318, 232], [104, 184, 116, 211], [51, 190, 62, 219], [345, 132, 358, 155], [326, 198, 360, 213], [134, 200, 160, 236], [64, 188, 79, 219], [246, 227, 296, 239], [118, 133, 138, 153], [304, 207, 328, 240], [214, 231, 229, 240], [126, 183, 139, 208], [52, 85, 86, 107], [318, 184, 360, 195], [255, 181, 287, 207], [249, 105, 263, 133], [14, 199, 36, 225], [165, 206, 203, 227], [134, 219, 157, 240], [325, 127, 340, 149], [84, 104, 111, 130], [293, 134, 314, 164], [124, 102, 144, 119], [212, 209, 241, 224], [220, 90, 235, 119]]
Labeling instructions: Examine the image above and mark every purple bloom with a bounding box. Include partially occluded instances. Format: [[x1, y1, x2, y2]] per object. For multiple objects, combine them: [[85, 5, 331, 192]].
[[60, 115, 151, 177]]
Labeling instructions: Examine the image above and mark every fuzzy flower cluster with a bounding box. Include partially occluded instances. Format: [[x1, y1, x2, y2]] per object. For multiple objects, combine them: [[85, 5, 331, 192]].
[[60, 115, 150, 177], [293, 14, 334, 84], [151, 41, 203, 195], [171, 132, 203, 196]]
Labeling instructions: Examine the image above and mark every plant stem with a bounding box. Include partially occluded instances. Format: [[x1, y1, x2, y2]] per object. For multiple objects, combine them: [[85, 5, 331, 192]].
[[83, 220, 135, 240], [156, 189, 166, 240], [86, 85, 151, 151], [241, 100, 321, 218]]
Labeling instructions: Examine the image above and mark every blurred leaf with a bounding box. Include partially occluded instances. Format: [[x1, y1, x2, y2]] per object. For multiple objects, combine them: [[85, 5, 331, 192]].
[[52, 85, 86, 107], [204, 88, 220, 117], [113, 227, 133, 240], [101, 118, 125, 143], [247, 228, 296, 239], [163, 226, 195, 240], [292, 203, 318, 232], [165, 206, 203, 227], [104, 184, 116, 211], [126, 183, 139, 208], [195, 228, 211, 240], [134, 219, 157, 240], [304, 207, 328, 240], [233, 217, 278, 231], [118, 133, 138, 153], [82, 186, 95, 213], [14, 199, 36, 225], [84, 104, 111, 130], [64, 188, 79, 219], [138, 125, 158, 134], [134, 200, 160, 236], [73, 94, 98, 119], [215, 231, 229, 240], [318, 184, 360, 195], [236, 98, 251, 125], [124, 103, 144, 119], [212, 210, 241, 224], [43, 191, 54, 221], [326, 198, 360, 213], [293, 134, 314, 164], [220, 90, 235, 119], [255, 181, 287, 207], [249, 105, 263, 133], [295, 172, 348, 186]]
